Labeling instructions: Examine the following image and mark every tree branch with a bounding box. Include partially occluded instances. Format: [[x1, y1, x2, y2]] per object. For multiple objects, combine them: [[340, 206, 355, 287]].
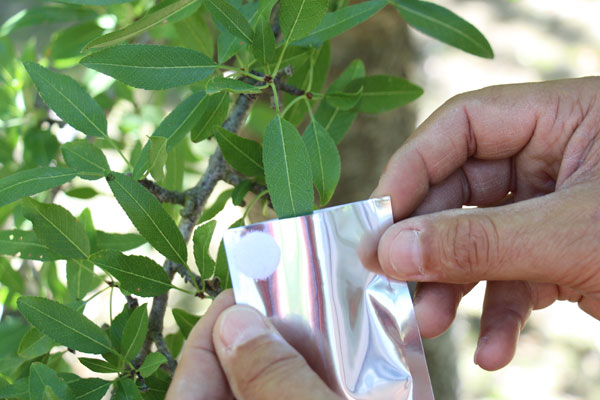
[[138, 179, 186, 205], [133, 92, 258, 371]]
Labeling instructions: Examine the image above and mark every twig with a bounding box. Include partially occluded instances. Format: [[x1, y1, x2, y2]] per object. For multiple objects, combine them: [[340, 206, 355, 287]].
[[153, 332, 177, 374], [138, 179, 186, 205]]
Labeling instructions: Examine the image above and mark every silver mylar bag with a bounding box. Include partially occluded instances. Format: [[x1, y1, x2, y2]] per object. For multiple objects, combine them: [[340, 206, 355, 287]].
[[223, 197, 434, 399]]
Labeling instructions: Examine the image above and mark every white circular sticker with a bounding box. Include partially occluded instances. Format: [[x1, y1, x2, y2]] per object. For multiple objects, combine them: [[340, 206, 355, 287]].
[[232, 231, 281, 280]]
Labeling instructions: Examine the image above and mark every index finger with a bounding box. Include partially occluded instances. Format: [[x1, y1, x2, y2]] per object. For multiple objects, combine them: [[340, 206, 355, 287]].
[[372, 81, 546, 220]]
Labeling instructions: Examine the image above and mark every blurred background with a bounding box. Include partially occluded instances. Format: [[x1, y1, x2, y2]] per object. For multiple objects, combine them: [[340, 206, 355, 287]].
[[1, 0, 600, 399]]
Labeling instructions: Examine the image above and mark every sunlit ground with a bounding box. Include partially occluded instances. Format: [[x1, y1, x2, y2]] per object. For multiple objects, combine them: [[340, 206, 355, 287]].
[[411, 1, 600, 398]]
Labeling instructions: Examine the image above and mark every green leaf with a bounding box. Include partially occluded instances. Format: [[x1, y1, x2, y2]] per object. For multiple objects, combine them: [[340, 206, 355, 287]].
[[109, 305, 131, 353], [17, 296, 113, 354], [175, 9, 214, 57], [106, 172, 187, 264], [49, 22, 104, 60], [80, 45, 216, 90], [30, 363, 75, 400], [52, 0, 133, 5], [193, 220, 216, 280], [294, 0, 386, 47], [258, 0, 278, 18], [91, 250, 172, 297], [0, 229, 62, 261], [62, 140, 110, 180], [68, 378, 111, 400], [279, 0, 328, 42], [85, 0, 199, 50], [23, 128, 60, 167], [133, 91, 209, 179], [22, 198, 90, 259], [198, 189, 233, 223], [78, 358, 121, 374], [325, 85, 363, 110], [191, 92, 230, 143], [0, 167, 76, 208], [121, 304, 148, 361], [252, 15, 276, 65], [0, 256, 23, 292], [172, 309, 200, 339], [114, 379, 142, 400], [165, 331, 185, 359], [0, 6, 97, 38], [392, 0, 493, 58], [303, 121, 341, 206], [215, 127, 264, 178], [65, 187, 100, 199], [24, 62, 107, 138], [67, 259, 97, 301], [263, 117, 313, 218], [206, 0, 253, 44], [231, 179, 252, 206], [352, 75, 423, 113], [138, 352, 168, 378], [148, 137, 168, 182], [214, 218, 243, 290], [0, 377, 28, 399], [18, 328, 54, 359], [94, 231, 146, 253], [206, 77, 262, 95]]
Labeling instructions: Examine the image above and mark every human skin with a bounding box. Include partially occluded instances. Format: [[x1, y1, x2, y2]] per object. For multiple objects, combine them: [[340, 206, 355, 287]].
[[167, 78, 600, 398]]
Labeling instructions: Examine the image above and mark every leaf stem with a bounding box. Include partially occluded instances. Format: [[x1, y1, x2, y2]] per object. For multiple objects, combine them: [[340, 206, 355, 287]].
[[82, 284, 111, 303], [217, 65, 265, 82], [282, 95, 306, 117], [271, 36, 291, 77], [242, 189, 269, 220], [270, 82, 281, 115]]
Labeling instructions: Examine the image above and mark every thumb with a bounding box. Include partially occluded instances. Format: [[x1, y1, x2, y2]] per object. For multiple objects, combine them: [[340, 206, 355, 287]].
[[212, 305, 340, 400], [377, 190, 600, 289]]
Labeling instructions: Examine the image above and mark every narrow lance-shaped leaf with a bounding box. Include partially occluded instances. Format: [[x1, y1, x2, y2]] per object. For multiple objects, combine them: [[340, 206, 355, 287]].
[[263, 117, 313, 218], [78, 358, 121, 374], [205, 0, 253, 44], [0, 167, 76, 208], [52, 0, 134, 5], [121, 304, 148, 361], [214, 127, 264, 178], [193, 220, 216, 280], [29, 363, 75, 400], [91, 250, 172, 297], [175, 9, 214, 57], [67, 260, 97, 301], [172, 308, 200, 338], [392, 0, 493, 58], [315, 59, 365, 143], [215, 218, 243, 290], [0, 229, 62, 261], [206, 77, 262, 95], [303, 121, 341, 206], [93, 231, 146, 253], [17, 296, 113, 354], [198, 189, 233, 223], [191, 92, 230, 143], [106, 172, 187, 264], [24, 62, 107, 138], [148, 136, 168, 182], [139, 352, 167, 378], [67, 378, 111, 400], [352, 75, 423, 113], [279, 0, 328, 42], [114, 379, 142, 400], [80, 44, 216, 90], [133, 91, 209, 179], [18, 328, 55, 359], [293, 0, 386, 47], [252, 15, 276, 65], [231, 180, 252, 206], [22, 198, 90, 259], [0, 257, 23, 293], [85, 0, 199, 50], [61, 140, 109, 180]]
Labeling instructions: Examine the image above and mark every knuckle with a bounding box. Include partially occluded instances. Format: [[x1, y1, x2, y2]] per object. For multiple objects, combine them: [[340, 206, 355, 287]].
[[440, 215, 500, 278]]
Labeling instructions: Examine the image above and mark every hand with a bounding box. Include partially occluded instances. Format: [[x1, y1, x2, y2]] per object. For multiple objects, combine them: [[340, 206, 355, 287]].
[[372, 78, 600, 371], [166, 290, 340, 400]]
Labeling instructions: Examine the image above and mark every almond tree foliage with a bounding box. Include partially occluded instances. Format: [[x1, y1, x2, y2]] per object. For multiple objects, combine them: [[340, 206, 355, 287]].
[[0, 0, 492, 398]]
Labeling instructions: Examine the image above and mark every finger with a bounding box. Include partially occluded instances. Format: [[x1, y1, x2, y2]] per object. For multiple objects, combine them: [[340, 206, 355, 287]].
[[413, 158, 512, 216], [166, 290, 235, 400], [579, 295, 600, 320], [377, 187, 600, 291], [372, 79, 600, 220], [474, 281, 534, 371], [413, 282, 476, 338], [213, 305, 340, 400]]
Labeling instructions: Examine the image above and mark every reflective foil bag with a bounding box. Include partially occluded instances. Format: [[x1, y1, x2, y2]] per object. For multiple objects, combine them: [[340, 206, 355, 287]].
[[223, 197, 434, 399]]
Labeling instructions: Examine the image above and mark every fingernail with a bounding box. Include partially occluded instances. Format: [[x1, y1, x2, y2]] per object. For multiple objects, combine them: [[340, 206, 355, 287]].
[[390, 230, 424, 277], [218, 306, 271, 350]]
